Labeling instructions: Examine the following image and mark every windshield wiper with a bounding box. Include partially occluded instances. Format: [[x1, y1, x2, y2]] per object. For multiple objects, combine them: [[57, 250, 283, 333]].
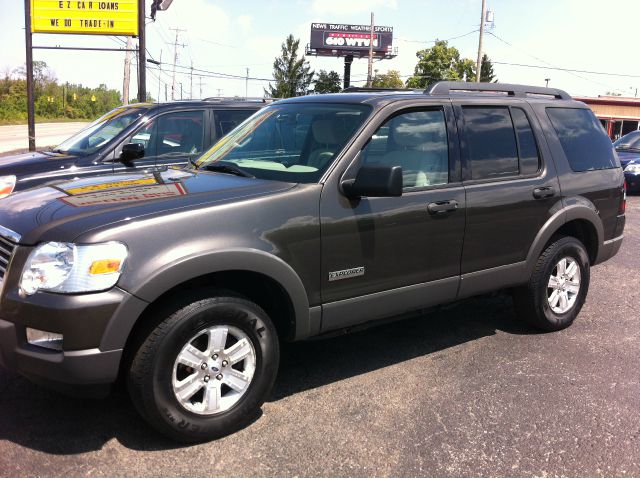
[[201, 161, 255, 178]]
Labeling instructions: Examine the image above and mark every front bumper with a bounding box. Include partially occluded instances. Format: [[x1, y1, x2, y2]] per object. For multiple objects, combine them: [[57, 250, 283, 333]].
[[0, 285, 149, 391]]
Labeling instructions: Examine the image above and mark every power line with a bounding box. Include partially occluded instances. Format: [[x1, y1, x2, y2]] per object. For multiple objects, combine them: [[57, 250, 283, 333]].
[[491, 61, 640, 80], [486, 31, 626, 94], [395, 29, 479, 45]]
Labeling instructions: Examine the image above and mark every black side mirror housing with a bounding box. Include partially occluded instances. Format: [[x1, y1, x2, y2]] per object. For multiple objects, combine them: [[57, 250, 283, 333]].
[[121, 143, 145, 162], [341, 165, 403, 198]]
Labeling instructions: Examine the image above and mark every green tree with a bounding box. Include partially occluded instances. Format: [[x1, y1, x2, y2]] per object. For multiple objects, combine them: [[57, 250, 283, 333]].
[[314, 70, 341, 93], [265, 34, 314, 98], [406, 40, 465, 88], [372, 70, 404, 88], [479, 54, 497, 83]]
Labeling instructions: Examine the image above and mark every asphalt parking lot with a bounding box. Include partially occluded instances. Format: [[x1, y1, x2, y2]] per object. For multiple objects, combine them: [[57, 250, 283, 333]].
[[0, 196, 638, 477]]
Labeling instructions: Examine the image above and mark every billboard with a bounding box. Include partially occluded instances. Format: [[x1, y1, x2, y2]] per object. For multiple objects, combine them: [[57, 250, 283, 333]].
[[31, 0, 139, 36], [309, 23, 394, 58]]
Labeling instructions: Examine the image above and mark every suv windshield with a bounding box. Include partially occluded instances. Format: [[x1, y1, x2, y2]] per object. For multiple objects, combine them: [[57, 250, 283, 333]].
[[614, 131, 640, 151], [54, 105, 150, 155], [195, 102, 371, 183]]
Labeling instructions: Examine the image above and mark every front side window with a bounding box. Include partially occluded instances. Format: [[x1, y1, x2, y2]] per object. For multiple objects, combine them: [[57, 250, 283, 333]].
[[130, 110, 205, 158], [361, 109, 449, 189], [196, 103, 371, 183], [55, 106, 149, 155], [547, 107, 618, 171]]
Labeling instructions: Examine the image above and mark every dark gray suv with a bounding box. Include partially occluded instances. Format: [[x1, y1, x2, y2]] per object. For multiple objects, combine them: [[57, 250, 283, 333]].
[[0, 82, 626, 442]]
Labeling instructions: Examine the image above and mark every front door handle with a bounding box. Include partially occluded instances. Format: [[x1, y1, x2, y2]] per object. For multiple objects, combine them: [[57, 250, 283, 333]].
[[427, 200, 458, 214], [533, 186, 555, 199]]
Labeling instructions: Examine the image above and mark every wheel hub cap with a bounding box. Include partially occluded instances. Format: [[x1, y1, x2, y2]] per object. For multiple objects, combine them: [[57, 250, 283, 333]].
[[547, 256, 581, 314], [172, 325, 256, 415]]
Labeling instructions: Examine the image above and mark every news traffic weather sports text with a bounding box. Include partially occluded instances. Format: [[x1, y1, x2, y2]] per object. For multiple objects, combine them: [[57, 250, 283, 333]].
[[31, 0, 138, 36]]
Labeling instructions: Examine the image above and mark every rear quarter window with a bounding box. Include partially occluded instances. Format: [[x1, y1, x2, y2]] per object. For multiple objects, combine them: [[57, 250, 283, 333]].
[[546, 107, 619, 171]]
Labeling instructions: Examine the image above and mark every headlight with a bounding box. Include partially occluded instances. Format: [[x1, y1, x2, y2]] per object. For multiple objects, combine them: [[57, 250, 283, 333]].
[[20, 241, 127, 295], [624, 163, 640, 174], [0, 175, 16, 199]]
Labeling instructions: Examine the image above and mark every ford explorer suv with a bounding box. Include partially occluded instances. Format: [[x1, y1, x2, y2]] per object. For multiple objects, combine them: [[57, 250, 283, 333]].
[[0, 99, 265, 197], [0, 82, 625, 442]]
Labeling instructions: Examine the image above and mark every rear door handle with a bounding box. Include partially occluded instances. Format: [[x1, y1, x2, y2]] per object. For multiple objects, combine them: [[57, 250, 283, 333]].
[[533, 186, 555, 199], [427, 200, 458, 214]]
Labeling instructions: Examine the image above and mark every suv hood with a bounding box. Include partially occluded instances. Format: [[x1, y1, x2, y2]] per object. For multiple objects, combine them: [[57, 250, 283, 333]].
[[0, 151, 79, 174], [0, 168, 294, 244]]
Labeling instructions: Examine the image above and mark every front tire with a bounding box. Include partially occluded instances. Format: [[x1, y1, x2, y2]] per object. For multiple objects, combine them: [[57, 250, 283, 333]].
[[127, 292, 279, 443], [514, 236, 590, 331]]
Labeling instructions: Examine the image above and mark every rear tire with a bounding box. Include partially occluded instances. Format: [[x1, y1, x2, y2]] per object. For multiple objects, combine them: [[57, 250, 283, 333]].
[[127, 291, 279, 443], [514, 236, 590, 331]]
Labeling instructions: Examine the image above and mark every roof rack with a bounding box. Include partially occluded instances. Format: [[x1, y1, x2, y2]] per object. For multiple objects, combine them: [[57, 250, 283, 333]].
[[202, 97, 276, 103], [425, 81, 572, 100], [341, 86, 421, 93]]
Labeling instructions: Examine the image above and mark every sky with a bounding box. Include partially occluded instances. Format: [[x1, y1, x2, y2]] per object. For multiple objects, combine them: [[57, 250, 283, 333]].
[[1, 0, 640, 100]]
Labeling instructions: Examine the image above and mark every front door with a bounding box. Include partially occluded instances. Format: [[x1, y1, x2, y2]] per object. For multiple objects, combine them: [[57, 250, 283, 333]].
[[319, 104, 466, 332]]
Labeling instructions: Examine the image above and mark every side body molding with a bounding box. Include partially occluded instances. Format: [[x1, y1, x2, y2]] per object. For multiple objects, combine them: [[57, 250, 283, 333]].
[[524, 203, 603, 277], [129, 248, 312, 340]]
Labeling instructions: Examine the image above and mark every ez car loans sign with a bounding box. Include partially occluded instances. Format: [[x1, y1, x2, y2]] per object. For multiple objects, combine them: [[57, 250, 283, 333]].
[[310, 23, 393, 55], [31, 0, 138, 36]]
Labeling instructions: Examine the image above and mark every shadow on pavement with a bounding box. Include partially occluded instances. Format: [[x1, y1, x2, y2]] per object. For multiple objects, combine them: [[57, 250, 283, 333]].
[[0, 293, 539, 454]]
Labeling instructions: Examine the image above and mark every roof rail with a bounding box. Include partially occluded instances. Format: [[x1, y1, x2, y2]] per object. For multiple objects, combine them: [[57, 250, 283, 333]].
[[341, 86, 420, 93], [202, 97, 276, 103], [425, 81, 572, 100]]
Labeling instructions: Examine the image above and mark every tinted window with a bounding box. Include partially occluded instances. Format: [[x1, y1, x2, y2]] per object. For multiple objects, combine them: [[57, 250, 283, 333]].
[[214, 109, 256, 138], [131, 110, 205, 158], [546, 108, 618, 171], [362, 109, 449, 189], [511, 108, 540, 175], [463, 107, 519, 180]]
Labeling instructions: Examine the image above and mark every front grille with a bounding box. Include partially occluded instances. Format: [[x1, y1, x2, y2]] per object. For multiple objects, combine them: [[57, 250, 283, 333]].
[[0, 233, 18, 282]]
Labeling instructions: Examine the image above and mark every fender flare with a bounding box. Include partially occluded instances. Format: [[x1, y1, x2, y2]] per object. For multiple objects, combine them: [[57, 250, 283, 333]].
[[524, 204, 603, 277], [104, 249, 311, 349]]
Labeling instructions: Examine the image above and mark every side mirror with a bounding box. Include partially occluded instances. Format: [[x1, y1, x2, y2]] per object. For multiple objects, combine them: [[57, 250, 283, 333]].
[[120, 143, 145, 162], [341, 165, 403, 198]]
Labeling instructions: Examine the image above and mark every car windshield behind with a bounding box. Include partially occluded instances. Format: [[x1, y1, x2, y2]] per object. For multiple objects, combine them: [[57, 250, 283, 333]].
[[54, 105, 150, 155], [614, 131, 640, 151], [195, 102, 371, 183]]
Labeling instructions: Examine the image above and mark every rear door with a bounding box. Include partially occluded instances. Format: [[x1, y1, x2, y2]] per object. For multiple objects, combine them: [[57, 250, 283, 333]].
[[453, 99, 561, 297]]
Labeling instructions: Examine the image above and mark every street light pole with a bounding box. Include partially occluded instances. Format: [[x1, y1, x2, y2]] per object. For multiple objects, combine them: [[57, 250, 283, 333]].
[[475, 0, 487, 83]]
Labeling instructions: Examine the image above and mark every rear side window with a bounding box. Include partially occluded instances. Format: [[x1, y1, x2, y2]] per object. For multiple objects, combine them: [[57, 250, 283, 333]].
[[511, 108, 540, 175], [214, 109, 256, 138], [546, 108, 618, 171], [463, 107, 519, 180]]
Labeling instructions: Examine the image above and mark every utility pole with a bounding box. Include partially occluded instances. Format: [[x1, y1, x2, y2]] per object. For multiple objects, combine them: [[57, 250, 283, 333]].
[[137, 0, 146, 101], [245, 68, 249, 99], [123, 36, 133, 105], [157, 50, 163, 102], [198, 76, 203, 99], [366, 12, 375, 87], [190, 61, 194, 99], [169, 28, 186, 100], [545, 78, 550, 88], [180, 82, 183, 100], [475, 0, 487, 83], [217, 88, 222, 97]]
